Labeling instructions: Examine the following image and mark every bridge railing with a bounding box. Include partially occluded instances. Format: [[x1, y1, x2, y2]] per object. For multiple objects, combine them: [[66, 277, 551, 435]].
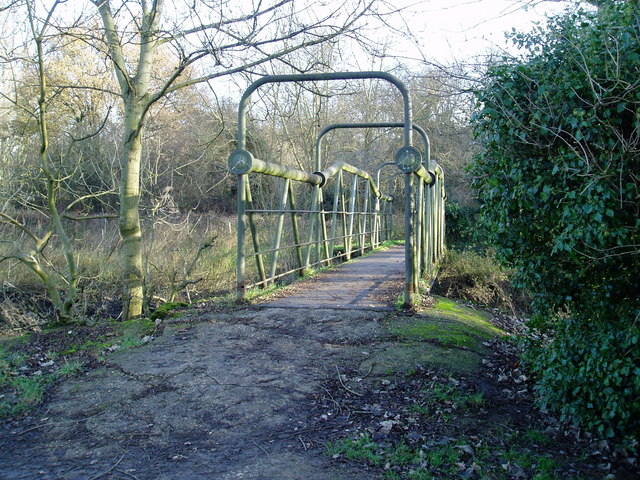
[[229, 153, 394, 291], [316, 122, 445, 295], [228, 71, 446, 306]]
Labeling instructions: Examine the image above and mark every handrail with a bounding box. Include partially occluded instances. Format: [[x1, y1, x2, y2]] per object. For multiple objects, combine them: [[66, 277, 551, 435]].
[[317, 161, 391, 201], [228, 150, 392, 201]]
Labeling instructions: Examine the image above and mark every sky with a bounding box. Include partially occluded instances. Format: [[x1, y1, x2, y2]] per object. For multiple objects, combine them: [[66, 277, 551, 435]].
[[374, 0, 569, 64]]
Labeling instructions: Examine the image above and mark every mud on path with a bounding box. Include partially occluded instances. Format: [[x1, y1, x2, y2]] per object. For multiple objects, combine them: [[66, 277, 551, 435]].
[[0, 306, 400, 479]]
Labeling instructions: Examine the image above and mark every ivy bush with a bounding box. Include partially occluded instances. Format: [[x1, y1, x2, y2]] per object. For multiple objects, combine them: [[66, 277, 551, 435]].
[[445, 201, 486, 249], [470, 1, 639, 445]]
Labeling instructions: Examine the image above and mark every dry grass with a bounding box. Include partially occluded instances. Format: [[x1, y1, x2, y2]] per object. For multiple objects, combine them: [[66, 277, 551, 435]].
[[0, 212, 239, 323]]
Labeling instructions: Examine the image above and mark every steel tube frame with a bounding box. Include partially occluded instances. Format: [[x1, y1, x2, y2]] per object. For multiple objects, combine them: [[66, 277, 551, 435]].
[[231, 72, 429, 305], [314, 122, 441, 306], [314, 122, 431, 172]]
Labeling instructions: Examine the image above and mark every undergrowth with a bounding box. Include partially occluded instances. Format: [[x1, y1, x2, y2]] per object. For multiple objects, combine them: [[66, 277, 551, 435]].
[[432, 249, 528, 314]]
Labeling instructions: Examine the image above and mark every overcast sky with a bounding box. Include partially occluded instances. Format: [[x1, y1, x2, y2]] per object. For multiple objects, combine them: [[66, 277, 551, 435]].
[[378, 0, 569, 63]]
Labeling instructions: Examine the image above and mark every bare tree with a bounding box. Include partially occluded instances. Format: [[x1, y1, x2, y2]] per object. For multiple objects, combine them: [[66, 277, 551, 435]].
[[85, 0, 383, 318], [0, 0, 111, 321]]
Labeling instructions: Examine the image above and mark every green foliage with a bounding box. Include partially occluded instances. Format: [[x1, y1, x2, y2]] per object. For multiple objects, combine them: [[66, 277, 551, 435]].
[[444, 201, 486, 249], [526, 317, 640, 443], [471, 1, 640, 444]]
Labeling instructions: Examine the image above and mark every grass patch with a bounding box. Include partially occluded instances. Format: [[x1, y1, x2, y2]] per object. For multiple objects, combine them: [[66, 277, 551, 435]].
[[111, 318, 155, 352], [327, 426, 572, 480], [0, 345, 83, 419], [327, 433, 383, 465], [410, 382, 486, 418], [327, 435, 463, 479]]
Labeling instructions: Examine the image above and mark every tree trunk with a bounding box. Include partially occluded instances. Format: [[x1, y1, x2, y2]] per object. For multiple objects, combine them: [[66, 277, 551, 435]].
[[120, 100, 145, 319]]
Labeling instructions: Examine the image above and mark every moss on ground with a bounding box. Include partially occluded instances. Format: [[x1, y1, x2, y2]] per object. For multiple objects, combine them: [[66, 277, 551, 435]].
[[389, 296, 504, 348], [377, 296, 506, 375]]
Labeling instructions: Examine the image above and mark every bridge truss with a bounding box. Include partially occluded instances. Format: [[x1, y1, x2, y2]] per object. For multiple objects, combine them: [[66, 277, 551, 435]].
[[228, 72, 445, 308]]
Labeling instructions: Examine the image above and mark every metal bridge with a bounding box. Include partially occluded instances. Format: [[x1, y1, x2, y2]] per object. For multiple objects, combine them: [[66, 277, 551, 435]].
[[227, 72, 445, 308]]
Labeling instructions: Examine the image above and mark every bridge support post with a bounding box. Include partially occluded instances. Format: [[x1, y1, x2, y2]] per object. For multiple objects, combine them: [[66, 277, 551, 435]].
[[403, 173, 416, 308]]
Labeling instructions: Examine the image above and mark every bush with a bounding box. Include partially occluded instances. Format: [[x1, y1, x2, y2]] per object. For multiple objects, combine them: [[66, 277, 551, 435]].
[[471, 1, 640, 444], [445, 201, 486, 249], [433, 249, 526, 313], [527, 315, 640, 444]]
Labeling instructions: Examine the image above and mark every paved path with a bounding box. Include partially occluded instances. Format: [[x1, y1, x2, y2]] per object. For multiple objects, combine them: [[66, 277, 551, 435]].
[[264, 245, 405, 310]]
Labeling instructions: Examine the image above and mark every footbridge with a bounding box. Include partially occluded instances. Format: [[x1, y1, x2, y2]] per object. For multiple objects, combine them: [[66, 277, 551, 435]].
[[227, 72, 445, 308]]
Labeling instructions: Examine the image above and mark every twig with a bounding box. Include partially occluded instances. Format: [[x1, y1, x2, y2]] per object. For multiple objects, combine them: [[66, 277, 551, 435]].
[[115, 469, 140, 480], [335, 365, 364, 397], [298, 436, 308, 451], [88, 454, 125, 480], [361, 361, 375, 379], [252, 440, 270, 458], [14, 419, 82, 436], [321, 385, 343, 413]]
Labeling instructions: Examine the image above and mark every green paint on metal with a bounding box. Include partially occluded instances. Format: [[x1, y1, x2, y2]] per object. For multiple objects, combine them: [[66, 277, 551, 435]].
[[395, 145, 423, 173], [228, 72, 447, 304]]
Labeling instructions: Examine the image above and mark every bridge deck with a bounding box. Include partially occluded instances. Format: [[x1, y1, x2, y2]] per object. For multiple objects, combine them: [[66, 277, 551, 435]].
[[262, 244, 405, 310]]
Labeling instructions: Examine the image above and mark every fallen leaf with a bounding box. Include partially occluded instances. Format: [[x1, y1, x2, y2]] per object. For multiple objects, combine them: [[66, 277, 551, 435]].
[[379, 420, 395, 435], [456, 445, 474, 455]]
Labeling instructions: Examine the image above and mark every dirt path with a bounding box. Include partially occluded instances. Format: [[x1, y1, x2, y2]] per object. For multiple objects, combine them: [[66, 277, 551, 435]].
[[0, 249, 407, 480]]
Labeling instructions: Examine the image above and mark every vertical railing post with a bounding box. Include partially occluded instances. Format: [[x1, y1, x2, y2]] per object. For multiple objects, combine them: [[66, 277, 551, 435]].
[[415, 175, 424, 287], [245, 180, 267, 286], [287, 181, 304, 275], [236, 174, 247, 301], [387, 196, 393, 242], [346, 175, 358, 259], [304, 185, 320, 270], [328, 171, 341, 262], [373, 193, 380, 248], [319, 188, 330, 266], [440, 176, 446, 256], [359, 181, 370, 255], [269, 178, 290, 282], [404, 173, 416, 307], [421, 178, 428, 277], [424, 180, 433, 277], [340, 172, 349, 260]]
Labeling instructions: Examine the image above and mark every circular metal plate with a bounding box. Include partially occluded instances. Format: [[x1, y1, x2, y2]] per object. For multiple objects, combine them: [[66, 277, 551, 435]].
[[394, 146, 422, 173], [228, 149, 254, 174]]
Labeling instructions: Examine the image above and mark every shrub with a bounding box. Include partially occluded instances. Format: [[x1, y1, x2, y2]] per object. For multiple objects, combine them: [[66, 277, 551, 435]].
[[445, 201, 486, 249], [526, 315, 639, 443], [471, 1, 640, 445]]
